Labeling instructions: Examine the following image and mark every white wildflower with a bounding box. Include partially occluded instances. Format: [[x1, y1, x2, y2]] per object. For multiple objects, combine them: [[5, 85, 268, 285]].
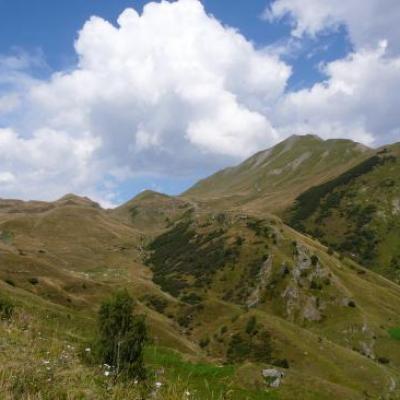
[[104, 371, 110, 377], [85, 347, 91, 352], [155, 381, 162, 388]]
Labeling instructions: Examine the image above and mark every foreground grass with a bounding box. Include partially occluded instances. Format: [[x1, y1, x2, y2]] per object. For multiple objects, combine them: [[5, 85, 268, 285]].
[[0, 304, 276, 400]]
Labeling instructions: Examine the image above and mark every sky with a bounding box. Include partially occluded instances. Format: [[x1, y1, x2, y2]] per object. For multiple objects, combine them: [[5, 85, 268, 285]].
[[0, 0, 399, 207]]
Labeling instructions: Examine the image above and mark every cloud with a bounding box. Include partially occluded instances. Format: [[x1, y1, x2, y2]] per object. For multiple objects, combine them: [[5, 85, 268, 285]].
[[0, 127, 102, 202], [265, 0, 400, 55], [0, 0, 291, 204], [274, 41, 400, 145], [0, 0, 400, 205]]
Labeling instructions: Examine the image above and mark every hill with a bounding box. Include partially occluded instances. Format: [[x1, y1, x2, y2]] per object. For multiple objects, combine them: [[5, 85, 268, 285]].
[[112, 190, 194, 233], [1, 137, 400, 399], [144, 208, 400, 399], [286, 142, 400, 282], [184, 135, 372, 214]]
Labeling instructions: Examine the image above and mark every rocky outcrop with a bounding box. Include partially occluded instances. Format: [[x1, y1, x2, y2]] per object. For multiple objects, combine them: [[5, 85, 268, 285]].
[[262, 368, 285, 388], [247, 256, 273, 308]]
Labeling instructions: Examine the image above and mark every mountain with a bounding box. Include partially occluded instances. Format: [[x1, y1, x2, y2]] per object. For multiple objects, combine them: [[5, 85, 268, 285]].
[[286, 142, 400, 282], [112, 189, 194, 233], [144, 208, 400, 398], [2, 136, 400, 399], [184, 135, 372, 214]]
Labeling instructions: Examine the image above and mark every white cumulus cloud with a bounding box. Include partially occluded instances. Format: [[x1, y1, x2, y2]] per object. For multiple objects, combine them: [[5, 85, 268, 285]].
[[273, 42, 400, 146], [265, 0, 400, 55], [0, 0, 291, 204]]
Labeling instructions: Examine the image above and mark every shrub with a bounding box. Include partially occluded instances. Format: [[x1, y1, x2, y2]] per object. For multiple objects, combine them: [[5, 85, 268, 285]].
[[273, 358, 290, 369], [235, 236, 244, 246], [245, 316, 257, 336], [348, 300, 356, 308], [0, 297, 14, 320], [144, 295, 168, 313], [311, 255, 319, 266], [4, 278, 15, 287], [28, 277, 39, 285], [181, 292, 203, 305], [227, 330, 272, 364], [199, 337, 210, 348], [95, 290, 147, 380], [310, 279, 322, 290], [227, 334, 251, 362]]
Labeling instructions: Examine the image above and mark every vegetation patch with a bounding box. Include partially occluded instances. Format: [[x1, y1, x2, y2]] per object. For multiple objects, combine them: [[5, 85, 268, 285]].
[[0, 230, 13, 245], [288, 155, 386, 228], [88, 290, 147, 381], [147, 221, 236, 297], [388, 327, 400, 341], [0, 297, 14, 320]]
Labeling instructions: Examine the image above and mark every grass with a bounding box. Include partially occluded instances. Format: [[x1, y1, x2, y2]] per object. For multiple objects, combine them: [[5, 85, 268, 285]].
[[389, 327, 400, 341], [146, 347, 278, 399], [2, 176, 400, 399], [0, 288, 278, 400]]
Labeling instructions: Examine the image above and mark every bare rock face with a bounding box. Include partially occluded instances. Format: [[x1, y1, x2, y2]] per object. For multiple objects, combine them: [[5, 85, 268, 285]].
[[247, 256, 273, 308], [281, 245, 326, 321], [302, 296, 322, 322], [281, 284, 299, 321]]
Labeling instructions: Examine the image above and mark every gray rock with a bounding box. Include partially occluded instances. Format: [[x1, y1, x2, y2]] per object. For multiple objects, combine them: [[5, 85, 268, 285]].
[[262, 368, 285, 388]]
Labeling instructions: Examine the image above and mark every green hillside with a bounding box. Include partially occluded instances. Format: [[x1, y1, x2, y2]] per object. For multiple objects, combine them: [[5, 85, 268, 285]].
[[1, 137, 400, 399], [184, 135, 372, 214], [145, 209, 400, 399], [286, 143, 400, 282], [112, 190, 194, 233]]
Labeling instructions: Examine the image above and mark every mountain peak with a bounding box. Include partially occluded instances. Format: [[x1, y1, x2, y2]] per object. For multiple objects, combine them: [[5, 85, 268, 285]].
[[184, 134, 373, 213], [56, 194, 100, 208]]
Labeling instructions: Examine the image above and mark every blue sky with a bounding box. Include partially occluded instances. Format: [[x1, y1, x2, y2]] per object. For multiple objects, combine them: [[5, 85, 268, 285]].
[[0, 0, 399, 206], [0, 0, 349, 88]]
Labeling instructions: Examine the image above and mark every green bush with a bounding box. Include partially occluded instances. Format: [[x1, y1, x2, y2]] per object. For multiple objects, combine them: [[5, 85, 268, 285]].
[[95, 290, 147, 381], [245, 316, 257, 336], [0, 297, 14, 320], [227, 330, 272, 364], [199, 337, 210, 348], [143, 295, 168, 313], [4, 278, 15, 287], [311, 255, 319, 266]]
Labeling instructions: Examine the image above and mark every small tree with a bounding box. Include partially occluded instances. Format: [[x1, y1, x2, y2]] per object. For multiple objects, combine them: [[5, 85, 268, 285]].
[[96, 290, 147, 380], [245, 316, 257, 336]]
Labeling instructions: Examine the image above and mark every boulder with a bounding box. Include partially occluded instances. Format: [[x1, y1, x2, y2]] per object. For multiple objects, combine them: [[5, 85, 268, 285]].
[[262, 368, 285, 388]]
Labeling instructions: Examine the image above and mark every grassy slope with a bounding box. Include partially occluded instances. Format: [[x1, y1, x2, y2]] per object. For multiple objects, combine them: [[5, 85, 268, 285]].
[[145, 210, 400, 399], [183, 135, 372, 214], [286, 142, 400, 282], [1, 184, 400, 398], [111, 190, 194, 234]]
